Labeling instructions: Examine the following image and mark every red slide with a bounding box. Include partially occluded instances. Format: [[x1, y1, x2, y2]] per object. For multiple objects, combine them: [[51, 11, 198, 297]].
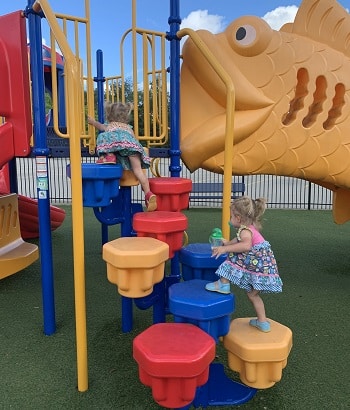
[[0, 11, 32, 169], [0, 165, 66, 239], [0, 11, 65, 239], [17, 194, 66, 239]]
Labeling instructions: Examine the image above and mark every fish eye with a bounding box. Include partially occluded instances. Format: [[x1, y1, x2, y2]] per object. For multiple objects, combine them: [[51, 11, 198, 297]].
[[235, 25, 257, 46], [226, 16, 273, 56]]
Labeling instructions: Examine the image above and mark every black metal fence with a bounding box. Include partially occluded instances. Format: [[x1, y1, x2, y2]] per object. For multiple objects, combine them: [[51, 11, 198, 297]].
[[14, 156, 333, 210]]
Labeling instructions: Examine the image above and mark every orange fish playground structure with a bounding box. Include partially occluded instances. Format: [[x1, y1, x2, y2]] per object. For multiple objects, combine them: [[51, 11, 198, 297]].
[[1, 0, 349, 407]]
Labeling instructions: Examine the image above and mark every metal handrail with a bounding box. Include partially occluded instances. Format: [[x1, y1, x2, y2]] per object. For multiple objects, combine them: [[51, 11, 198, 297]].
[[33, 0, 89, 393]]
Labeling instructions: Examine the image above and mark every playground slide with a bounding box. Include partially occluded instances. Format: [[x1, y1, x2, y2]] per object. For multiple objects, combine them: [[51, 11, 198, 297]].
[[0, 11, 65, 240], [16, 194, 66, 239], [0, 190, 66, 240], [0, 11, 32, 169], [0, 165, 65, 239]]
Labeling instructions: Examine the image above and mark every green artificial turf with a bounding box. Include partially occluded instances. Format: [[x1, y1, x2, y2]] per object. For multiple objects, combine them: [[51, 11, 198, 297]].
[[0, 207, 349, 409]]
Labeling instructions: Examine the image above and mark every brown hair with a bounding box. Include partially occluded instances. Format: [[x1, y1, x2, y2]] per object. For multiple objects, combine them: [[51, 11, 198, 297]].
[[231, 196, 266, 230], [104, 101, 133, 124]]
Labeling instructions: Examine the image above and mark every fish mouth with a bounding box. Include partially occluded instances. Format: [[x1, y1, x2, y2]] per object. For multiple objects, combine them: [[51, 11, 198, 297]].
[[180, 105, 274, 172], [180, 32, 274, 171]]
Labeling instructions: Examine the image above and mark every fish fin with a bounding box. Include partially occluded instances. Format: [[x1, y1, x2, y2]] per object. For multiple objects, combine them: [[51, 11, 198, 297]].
[[333, 188, 350, 224], [291, 0, 350, 58], [279, 22, 293, 33]]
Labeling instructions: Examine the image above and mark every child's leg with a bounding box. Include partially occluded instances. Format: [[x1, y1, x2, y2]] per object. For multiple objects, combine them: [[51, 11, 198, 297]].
[[129, 155, 157, 211], [247, 289, 267, 322], [128, 155, 150, 193]]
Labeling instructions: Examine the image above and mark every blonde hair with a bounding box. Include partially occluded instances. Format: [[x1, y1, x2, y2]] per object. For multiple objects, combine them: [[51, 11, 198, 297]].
[[231, 196, 266, 230], [104, 101, 133, 124]]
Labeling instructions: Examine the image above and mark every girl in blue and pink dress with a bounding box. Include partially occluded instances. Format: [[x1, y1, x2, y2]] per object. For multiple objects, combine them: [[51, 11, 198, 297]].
[[88, 102, 157, 211], [206, 196, 282, 332]]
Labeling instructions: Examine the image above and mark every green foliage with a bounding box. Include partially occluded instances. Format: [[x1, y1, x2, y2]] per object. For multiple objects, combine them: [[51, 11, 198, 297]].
[[90, 77, 170, 142], [45, 92, 52, 112]]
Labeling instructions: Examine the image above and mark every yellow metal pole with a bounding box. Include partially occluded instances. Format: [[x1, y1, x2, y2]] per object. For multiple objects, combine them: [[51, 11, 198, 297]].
[[131, 0, 139, 133], [35, 0, 88, 392], [66, 59, 88, 393]]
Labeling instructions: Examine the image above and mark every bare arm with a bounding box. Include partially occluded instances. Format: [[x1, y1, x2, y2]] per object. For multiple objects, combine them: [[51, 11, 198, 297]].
[[87, 116, 107, 131], [222, 237, 238, 246], [212, 229, 252, 258]]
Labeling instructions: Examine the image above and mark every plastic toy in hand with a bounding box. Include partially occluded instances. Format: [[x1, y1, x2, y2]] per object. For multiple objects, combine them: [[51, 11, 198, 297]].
[[209, 228, 223, 249]]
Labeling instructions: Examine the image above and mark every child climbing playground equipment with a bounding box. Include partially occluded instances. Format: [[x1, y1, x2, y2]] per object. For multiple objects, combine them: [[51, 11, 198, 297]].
[[7, 0, 350, 406]]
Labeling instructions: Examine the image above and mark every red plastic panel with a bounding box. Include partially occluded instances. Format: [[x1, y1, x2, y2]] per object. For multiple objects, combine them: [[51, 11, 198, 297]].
[[0, 11, 32, 167], [149, 177, 192, 194], [133, 323, 215, 408], [133, 211, 188, 233], [133, 211, 188, 258], [149, 177, 192, 211], [0, 122, 14, 168]]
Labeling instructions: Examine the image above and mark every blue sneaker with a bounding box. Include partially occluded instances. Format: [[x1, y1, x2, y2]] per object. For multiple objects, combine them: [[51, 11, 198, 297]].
[[249, 319, 271, 332], [205, 279, 231, 294]]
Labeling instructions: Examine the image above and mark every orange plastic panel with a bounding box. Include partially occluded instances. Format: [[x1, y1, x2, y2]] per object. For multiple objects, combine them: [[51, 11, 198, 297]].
[[102, 237, 169, 297], [0, 193, 39, 279], [120, 170, 144, 187], [223, 318, 292, 389]]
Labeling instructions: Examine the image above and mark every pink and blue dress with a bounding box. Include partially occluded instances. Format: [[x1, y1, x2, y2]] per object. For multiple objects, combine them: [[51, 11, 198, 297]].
[[96, 121, 151, 170], [215, 225, 282, 293]]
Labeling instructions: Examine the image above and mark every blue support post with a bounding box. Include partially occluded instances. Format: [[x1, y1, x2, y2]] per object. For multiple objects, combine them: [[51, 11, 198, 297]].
[[26, 1, 56, 335], [8, 158, 18, 193], [119, 188, 133, 237], [95, 50, 105, 123], [121, 296, 133, 332], [94, 50, 110, 243], [167, 0, 182, 296], [168, 0, 182, 177]]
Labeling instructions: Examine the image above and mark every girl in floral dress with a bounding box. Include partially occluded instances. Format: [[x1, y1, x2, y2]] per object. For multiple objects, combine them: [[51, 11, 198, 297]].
[[206, 196, 282, 332], [88, 102, 156, 211]]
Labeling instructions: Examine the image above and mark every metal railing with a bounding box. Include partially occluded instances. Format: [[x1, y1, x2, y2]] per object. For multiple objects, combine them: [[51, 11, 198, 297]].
[[15, 156, 332, 210]]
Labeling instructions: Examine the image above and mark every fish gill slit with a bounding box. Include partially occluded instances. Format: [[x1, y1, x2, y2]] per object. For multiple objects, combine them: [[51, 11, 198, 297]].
[[282, 70, 344, 130], [282, 68, 309, 126], [323, 83, 345, 130], [302, 75, 327, 128]]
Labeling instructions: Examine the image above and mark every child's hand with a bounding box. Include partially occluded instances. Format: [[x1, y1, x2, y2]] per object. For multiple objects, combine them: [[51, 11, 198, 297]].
[[212, 246, 225, 259], [87, 116, 94, 125], [222, 239, 229, 245]]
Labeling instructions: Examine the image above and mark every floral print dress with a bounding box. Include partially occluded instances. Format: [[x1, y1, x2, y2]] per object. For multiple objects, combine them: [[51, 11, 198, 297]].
[[215, 225, 283, 293], [96, 121, 151, 170]]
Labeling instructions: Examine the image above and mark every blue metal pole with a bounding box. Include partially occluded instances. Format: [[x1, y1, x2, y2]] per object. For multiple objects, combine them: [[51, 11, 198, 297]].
[[95, 49, 105, 123], [168, 0, 181, 177], [26, 2, 56, 335], [94, 50, 110, 243], [94, 49, 132, 240], [167, 0, 182, 291]]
